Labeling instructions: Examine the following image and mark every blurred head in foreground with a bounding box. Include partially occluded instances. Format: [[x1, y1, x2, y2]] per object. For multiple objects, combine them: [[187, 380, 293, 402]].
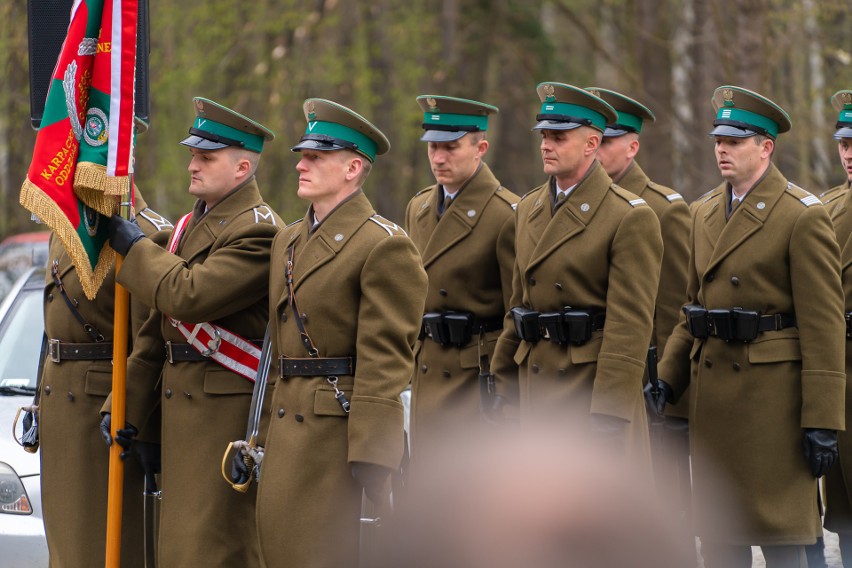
[[383, 427, 694, 568]]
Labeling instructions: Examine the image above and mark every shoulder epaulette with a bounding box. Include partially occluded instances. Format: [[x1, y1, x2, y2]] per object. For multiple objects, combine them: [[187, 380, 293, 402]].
[[252, 204, 279, 225], [785, 182, 820, 207], [646, 181, 685, 203], [493, 186, 520, 209], [368, 214, 408, 236], [696, 186, 721, 205], [610, 184, 647, 207], [413, 185, 435, 198], [137, 208, 173, 231]]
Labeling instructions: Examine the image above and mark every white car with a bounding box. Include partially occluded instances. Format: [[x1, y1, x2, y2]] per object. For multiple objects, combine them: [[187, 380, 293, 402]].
[[0, 267, 48, 566]]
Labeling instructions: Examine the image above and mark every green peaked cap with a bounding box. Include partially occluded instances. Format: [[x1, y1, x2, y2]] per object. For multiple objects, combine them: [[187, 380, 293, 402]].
[[180, 98, 274, 153], [831, 90, 852, 140], [416, 95, 498, 142], [710, 86, 791, 139], [585, 87, 655, 136], [292, 98, 390, 162], [533, 82, 617, 133]]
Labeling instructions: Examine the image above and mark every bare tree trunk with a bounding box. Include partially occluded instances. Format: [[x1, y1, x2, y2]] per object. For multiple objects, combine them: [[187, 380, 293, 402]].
[[803, 0, 830, 189], [671, 0, 697, 195]]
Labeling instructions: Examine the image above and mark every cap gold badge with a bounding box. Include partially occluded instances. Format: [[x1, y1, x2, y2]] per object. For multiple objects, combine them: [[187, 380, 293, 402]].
[[723, 88, 734, 106], [542, 84, 556, 102]]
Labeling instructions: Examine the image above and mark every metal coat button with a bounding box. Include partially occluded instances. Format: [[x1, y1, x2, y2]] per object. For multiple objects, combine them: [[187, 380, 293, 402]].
[[733, 362, 741, 371], [531, 364, 539, 373], [47, 294, 53, 302], [442, 370, 450, 378], [529, 277, 536, 286], [439, 289, 448, 297], [165, 389, 172, 399], [278, 408, 285, 418], [731, 277, 739, 286], [45, 385, 51, 395], [421, 364, 428, 373], [295, 414, 304, 423], [707, 273, 715, 282], [704, 358, 713, 368]]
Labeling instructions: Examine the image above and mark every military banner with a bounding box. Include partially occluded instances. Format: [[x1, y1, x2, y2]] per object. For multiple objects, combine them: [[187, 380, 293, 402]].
[[19, 0, 138, 300]]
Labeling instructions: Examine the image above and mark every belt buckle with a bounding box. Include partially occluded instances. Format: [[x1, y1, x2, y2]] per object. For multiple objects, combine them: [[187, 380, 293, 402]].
[[48, 339, 61, 363], [774, 313, 783, 330], [199, 325, 222, 357], [705, 317, 716, 337], [165, 341, 175, 364]]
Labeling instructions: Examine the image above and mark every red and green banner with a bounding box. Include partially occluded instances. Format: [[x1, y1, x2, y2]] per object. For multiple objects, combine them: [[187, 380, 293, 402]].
[[20, 0, 138, 300]]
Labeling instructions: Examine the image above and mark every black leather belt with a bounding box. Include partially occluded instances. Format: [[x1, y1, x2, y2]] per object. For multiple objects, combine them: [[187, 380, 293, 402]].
[[279, 356, 354, 378], [684, 305, 796, 342], [165, 340, 263, 364], [420, 312, 504, 346], [48, 339, 113, 363]]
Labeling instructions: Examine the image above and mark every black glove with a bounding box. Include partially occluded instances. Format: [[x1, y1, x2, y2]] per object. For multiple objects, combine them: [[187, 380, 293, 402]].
[[351, 461, 392, 506], [643, 379, 674, 417], [131, 441, 161, 476], [803, 428, 838, 478], [231, 451, 252, 486], [108, 214, 146, 256], [99, 413, 139, 460]]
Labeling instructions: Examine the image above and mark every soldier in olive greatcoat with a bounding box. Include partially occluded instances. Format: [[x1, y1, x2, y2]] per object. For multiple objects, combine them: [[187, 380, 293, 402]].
[[40, 183, 169, 568], [254, 99, 427, 568], [405, 96, 518, 457], [822, 89, 852, 564], [650, 86, 845, 567], [490, 83, 663, 466], [106, 98, 281, 566]]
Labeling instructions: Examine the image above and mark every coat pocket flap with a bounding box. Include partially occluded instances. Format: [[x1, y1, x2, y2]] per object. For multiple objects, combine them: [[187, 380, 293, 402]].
[[203, 369, 254, 395], [314, 384, 353, 417], [748, 338, 802, 364], [513, 341, 531, 365], [84, 368, 114, 397], [570, 336, 603, 364]]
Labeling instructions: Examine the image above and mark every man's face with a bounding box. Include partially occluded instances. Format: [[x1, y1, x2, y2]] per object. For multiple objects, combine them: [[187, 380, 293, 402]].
[[187, 147, 242, 206], [539, 128, 593, 180], [597, 133, 638, 180], [295, 149, 352, 202], [713, 135, 769, 187], [839, 138, 852, 183], [427, 136, 486, 191]]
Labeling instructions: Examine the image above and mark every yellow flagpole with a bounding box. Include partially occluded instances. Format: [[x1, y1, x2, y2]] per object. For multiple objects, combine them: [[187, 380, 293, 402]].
[[105, 181, 132, 567]]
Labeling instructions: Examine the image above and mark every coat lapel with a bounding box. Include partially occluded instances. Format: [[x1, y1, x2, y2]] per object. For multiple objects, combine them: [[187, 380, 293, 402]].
[[292, 191, 375, 292], [177, 177, 266, 265], [420, 163, 500, 267], [526, 162, 609, 271], [703, 165, 785, 277]]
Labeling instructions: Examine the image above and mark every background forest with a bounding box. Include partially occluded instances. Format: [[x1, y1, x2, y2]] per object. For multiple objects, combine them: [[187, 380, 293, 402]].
[[0, 0, 849, 234]]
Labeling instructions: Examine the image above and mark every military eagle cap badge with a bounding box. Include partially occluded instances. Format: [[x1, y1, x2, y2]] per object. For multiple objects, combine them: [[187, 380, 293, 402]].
[[542, 84, 556, 102]]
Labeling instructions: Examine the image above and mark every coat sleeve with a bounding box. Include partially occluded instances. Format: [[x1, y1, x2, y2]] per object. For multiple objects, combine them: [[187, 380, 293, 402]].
[[654, 200, 691, 356], [590, 205, 663, 421], [491, 208, 522, 403], [347, 235, 427, 468], [657, 209, 700, 401], [117, 222, 279, 322], [791, 205, 846, 430]]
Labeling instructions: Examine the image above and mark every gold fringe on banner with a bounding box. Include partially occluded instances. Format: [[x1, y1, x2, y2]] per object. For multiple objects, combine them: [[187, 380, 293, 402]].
[[74, 162, 131, 213], [20, 178, 116, 300]]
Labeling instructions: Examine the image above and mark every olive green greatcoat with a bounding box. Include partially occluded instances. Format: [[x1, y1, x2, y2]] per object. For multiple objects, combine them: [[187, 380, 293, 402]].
[[40, 190, 169, 568], [116, 177, 282, 566], [825, 185, 852, 535], [819, 181, 850, 214], [490, 161, 663, 462], [658, 164, 846, 545], [256, 191, 427, 568], [404, 163, 518, 454], [616, 162, 691, 421]]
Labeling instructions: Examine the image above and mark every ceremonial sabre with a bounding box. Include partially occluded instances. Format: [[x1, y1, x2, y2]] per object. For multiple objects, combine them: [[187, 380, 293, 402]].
[[222, 324, 272, 492]]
